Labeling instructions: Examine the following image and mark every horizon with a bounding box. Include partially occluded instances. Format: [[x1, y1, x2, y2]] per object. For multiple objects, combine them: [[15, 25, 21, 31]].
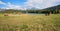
[[0, 0, 60, 10]]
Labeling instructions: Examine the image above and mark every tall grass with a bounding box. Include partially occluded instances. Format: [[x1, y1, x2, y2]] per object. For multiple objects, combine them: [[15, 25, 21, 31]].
[[0, 14, 60, 31]]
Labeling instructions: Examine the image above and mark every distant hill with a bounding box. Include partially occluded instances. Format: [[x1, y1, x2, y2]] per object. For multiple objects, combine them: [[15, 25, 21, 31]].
[[42, 5, 60, 11], [0, 5, 60, 14]]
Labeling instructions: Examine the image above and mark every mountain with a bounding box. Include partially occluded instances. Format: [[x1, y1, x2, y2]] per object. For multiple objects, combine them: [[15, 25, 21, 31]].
[[40, 5, 60, 14], [43, 5, 60, 11], [0, 5, 60, 14]]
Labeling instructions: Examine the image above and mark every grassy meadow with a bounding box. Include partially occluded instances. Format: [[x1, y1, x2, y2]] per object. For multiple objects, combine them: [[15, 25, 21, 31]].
[[0, 14, 60, 31]]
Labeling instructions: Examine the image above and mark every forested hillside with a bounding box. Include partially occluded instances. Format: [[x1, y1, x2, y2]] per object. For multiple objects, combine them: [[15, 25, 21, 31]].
[[0, 5, 60, 14]]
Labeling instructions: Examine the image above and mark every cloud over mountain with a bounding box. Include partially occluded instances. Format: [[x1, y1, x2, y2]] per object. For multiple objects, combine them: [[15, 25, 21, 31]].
[[0, 0, 60, 9], [24, 0, 60, 9]]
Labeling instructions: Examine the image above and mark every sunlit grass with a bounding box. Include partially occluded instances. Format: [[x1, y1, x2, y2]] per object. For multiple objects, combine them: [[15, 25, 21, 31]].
[[0, 14, 60, 31]]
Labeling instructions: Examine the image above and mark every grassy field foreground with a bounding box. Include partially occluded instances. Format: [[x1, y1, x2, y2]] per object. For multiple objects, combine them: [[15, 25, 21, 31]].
[[0, 14, 60, 31]]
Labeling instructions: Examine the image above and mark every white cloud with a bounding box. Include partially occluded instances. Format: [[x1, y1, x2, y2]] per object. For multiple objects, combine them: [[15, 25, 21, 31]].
[[0, 1, 26, 10], [24, 0, 60, 9], [0, 0, 60, 10], [0, 1, 6, 5], [6, 2, 22, 9]]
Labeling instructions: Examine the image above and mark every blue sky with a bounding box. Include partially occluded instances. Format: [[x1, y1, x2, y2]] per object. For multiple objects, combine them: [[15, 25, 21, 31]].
[[1, 0, 26, 5], [0, 0, 60, 10]]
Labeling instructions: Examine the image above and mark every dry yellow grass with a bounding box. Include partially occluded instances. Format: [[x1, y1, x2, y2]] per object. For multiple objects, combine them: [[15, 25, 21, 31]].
[[0, 14, 60, 31]]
